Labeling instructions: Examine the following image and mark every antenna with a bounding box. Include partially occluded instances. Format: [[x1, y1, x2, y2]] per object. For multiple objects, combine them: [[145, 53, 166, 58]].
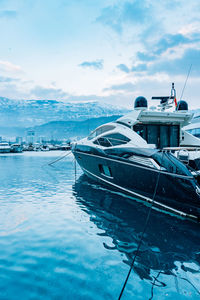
[[171, 82, 176, 98], [180, 64, 192, 100]]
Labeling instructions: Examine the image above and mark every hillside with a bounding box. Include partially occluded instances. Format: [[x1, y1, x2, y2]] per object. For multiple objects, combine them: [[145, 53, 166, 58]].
[[0, 97, 129, 128], [0, 115, 121, 140]]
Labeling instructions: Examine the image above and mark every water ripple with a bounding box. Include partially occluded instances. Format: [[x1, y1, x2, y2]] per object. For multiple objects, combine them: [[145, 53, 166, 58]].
[[0, 153, 200, 299]]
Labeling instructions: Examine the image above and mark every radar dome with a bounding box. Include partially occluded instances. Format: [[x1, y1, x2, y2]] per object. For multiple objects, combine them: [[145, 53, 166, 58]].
[[134, 96, 148, 110], [176, 100, 188, 111]]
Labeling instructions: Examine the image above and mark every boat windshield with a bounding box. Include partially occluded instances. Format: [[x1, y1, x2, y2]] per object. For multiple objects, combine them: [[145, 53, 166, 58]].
[[93, 133, 130, 147], [88, 125, 115, 140], [187, 128, 200, 138]]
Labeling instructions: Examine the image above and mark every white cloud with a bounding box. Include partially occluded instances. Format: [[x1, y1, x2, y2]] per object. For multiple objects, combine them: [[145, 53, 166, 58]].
[[179, 22, 200, 35], [0, 0, 199, 110], [0, 60, 22, 73], [30, 85, 68, 100]]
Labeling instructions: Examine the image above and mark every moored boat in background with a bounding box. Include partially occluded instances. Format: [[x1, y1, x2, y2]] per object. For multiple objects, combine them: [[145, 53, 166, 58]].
[[10, 144, 23, 153], [0, 142, 11, 153]]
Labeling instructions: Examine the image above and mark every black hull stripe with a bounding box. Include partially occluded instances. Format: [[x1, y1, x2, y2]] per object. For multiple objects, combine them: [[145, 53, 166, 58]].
[[74, 150, 194, 180], [81, 166, 198, 221]]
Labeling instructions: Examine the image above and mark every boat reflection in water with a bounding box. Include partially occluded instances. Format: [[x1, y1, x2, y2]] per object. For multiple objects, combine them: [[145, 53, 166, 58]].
[[73, 175, 200, 297]]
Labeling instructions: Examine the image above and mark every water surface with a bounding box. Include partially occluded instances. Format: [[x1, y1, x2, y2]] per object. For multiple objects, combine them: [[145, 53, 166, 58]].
[[0, 152, 200, 299]]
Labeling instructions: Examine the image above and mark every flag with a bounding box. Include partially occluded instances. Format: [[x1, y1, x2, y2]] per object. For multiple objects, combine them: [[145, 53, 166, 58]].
[[174, 97, 177, 107]]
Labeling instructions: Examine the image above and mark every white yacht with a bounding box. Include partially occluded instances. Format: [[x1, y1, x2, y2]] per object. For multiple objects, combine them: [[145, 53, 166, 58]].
[[10, 144, 23, 153], [0, 142, 11, 153], [72, 84, 200, 222]]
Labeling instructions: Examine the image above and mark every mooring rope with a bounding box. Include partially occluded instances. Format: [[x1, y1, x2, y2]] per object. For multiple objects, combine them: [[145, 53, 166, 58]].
[[172, 271, 200, 295], [118, 151, 164, 300], [149, 270, 200, 299], [47, 151, 72, 166], [149, 270, 163, 300]]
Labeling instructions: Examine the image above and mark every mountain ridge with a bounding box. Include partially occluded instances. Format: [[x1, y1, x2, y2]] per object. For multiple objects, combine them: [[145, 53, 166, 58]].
[[0, 115, 121, 140], [0, 97, 129, 128]]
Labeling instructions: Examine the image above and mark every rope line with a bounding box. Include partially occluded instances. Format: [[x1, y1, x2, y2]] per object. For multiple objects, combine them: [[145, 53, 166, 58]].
[[48, 151, 71, 166], [150, 270, 200, 298], [118, 151, 164, 300], [149, 270, 163, 300], [172, 272, 200, 295], [180, 64, 192, 101]]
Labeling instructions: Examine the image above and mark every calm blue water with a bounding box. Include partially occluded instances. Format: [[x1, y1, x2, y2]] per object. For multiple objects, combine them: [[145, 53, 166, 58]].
[[0, 152, 200, 300]]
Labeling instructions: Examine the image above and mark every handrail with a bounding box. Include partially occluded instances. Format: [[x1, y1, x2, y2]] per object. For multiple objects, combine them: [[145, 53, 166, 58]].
[[102, 137, 128, 146], [163, 146, 200, 151]]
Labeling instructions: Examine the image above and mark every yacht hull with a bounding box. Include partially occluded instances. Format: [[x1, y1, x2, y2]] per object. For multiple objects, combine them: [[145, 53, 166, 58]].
[[0, 149, 10, 153], [73, 149, 200, 222]]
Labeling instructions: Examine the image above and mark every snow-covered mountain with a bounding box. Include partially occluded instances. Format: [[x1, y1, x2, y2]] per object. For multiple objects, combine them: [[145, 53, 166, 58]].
[[0, 97, 129, 128]]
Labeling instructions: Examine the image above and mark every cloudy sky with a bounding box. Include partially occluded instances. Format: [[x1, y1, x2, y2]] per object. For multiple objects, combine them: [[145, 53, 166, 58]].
[[0, 0, 200, 108]]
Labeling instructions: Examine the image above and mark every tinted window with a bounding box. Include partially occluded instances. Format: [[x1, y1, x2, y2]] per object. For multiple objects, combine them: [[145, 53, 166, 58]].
[[160, 125, 169, 148], [133, 124, 179, 148], [188, 128, 200, 138], [104, 133, 130, 146], [133, 124, 147, 139], [147, 125, 159, 145], [188, 129, 200, 137], [94, 133, 130, 147], [93, 137, 112, 147], [88, 125, 115, 140], [169, 126, 179, 147]]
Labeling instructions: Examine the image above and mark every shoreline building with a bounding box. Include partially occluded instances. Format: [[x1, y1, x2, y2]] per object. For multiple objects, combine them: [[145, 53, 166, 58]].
[[26, 130, 35, 144], [16, 137, 23, 144]]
